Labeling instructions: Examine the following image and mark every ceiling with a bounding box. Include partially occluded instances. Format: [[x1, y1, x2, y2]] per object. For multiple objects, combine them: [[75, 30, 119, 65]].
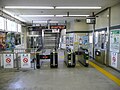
[[0, 0, 120, 24]]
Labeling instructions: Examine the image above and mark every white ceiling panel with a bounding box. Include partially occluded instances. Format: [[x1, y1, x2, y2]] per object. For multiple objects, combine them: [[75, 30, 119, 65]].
[[0, 0, 120, 23]]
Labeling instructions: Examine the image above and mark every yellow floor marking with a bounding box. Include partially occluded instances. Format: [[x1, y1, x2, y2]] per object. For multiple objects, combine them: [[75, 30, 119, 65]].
[[89, 61, 120, 86]]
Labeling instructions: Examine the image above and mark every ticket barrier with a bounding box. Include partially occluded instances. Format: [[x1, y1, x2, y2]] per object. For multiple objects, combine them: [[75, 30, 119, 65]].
[[36, 54, 50, 69], [36, 49, 58, 69], [50, 49, 58, 68], [64, 49, 76, 67], [77, 48, 89, 67]]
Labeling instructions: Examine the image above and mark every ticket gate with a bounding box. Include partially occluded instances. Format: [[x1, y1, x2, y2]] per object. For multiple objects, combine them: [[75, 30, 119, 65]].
[[50, 50, 58, 68], [36, 49, 58, 69], [76, 48, 89, 67], [64, 49, 76, 67]]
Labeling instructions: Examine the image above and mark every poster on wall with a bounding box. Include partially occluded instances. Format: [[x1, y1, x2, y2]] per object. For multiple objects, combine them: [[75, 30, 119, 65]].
[[82, 36, 89, 45], [110, 30, 120, 53], [79, 36, 83, 44], [111, 52, 117, 68], [4, 54, 14, 68], [21, 53, 31, 68]]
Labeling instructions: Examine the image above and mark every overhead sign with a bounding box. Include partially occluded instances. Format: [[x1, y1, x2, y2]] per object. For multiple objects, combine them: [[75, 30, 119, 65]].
[[111, 52, 117, 68], [50, 25, 66, 29], [4, 54, 14, 68], [21, 54, 31, 68]]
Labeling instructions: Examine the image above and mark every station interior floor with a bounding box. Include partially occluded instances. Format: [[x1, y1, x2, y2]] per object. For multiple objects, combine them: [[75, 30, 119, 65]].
[[0, 49, 120, 90]]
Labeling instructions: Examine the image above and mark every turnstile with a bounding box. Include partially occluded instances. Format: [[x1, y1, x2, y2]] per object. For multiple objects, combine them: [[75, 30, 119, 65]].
[[64, 49, 76, 67], [77, 48, 89, 67], [50, 50, 58, 68], [36, 49, 58, 69]]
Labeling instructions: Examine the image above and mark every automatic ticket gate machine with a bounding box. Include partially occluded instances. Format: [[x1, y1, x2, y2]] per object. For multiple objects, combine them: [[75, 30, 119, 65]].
[[50, 49, 58, 68], [76, 48, 89, 67], [64, 49, 76, 67], [36, 49, 58, 69]]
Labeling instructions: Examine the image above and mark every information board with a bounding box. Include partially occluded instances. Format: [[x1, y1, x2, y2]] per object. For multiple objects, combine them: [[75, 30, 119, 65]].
[[4, 54, 14, 68], [110, 30, 120, 52], [21, 54, 31, 68]]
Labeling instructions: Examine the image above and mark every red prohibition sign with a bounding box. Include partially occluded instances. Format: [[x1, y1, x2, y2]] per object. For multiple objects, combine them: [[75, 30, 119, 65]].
[[6, 58, 11, 63], [23, 58, 28, 63]]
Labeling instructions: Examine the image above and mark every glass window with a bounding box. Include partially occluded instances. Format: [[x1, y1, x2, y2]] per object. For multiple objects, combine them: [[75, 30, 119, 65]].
[[0, 17, 5, 30], [7, 19, 12, 31], [18, 24, 21, 32]]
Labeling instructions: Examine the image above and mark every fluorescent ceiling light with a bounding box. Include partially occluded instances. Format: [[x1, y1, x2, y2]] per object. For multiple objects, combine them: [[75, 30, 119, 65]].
[[69, 15, 89, 17], [33, 21, 58, 24], [19, 15, 54, 17], [33, 21, 48, 23], [56, 15, 89, 17], [55, 15, 67, 17], [55, 6, 101, 9], [5, 6, 54, 9]]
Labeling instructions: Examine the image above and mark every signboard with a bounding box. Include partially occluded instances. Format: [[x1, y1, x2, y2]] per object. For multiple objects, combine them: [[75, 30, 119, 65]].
[[50, 25, 66, 29], [111, 52, 117, 68], [21, 54, 30, 68], [110, 30, 120, 52], [4, 54, 14, 68], [86, 16, 96, 24]]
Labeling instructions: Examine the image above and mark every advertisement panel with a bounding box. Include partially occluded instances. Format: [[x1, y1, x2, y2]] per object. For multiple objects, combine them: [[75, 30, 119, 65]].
[[110, 30, 120, 53], [111, 52, 117, 68]]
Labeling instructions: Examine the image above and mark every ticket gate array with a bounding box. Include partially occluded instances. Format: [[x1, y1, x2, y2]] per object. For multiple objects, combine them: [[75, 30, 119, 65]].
[[36, 49, 58, 69], [64, 49, 76, 67]]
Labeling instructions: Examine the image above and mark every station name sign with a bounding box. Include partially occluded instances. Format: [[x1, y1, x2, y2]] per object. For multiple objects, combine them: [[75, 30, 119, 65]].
[[50, 25, 66, 29]]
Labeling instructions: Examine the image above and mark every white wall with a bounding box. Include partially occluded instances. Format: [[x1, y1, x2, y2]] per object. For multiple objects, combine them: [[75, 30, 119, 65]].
[[67, 20, 89, 32], [111, 3, 120, 26], [74, 20, 89, 31], [95, 10, 109, 29]]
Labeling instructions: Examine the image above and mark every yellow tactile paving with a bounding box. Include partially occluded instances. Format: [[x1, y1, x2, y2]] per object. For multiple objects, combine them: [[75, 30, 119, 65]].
[[89, 61, 120, 86]]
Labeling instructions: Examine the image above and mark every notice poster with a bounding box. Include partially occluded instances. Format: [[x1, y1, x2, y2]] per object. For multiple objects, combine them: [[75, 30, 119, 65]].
[[21, 54, 31, 68], [111, 52, 117, 68], [110, 30, 120, 52], [82, 36, 89, 45], [4, 54, 14, 68], [79, 36, 83, 44]]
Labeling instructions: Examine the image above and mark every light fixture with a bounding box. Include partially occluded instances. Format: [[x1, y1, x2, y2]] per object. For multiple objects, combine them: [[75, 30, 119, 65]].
[[56, 15, 89, 17], [5, 6, 54, 9], [55, 15, 67, 17], [55, 6, 101, 9], [33, 20, 58, 24], [19, 15, 54, 17], [69, 15, 89, 17]]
